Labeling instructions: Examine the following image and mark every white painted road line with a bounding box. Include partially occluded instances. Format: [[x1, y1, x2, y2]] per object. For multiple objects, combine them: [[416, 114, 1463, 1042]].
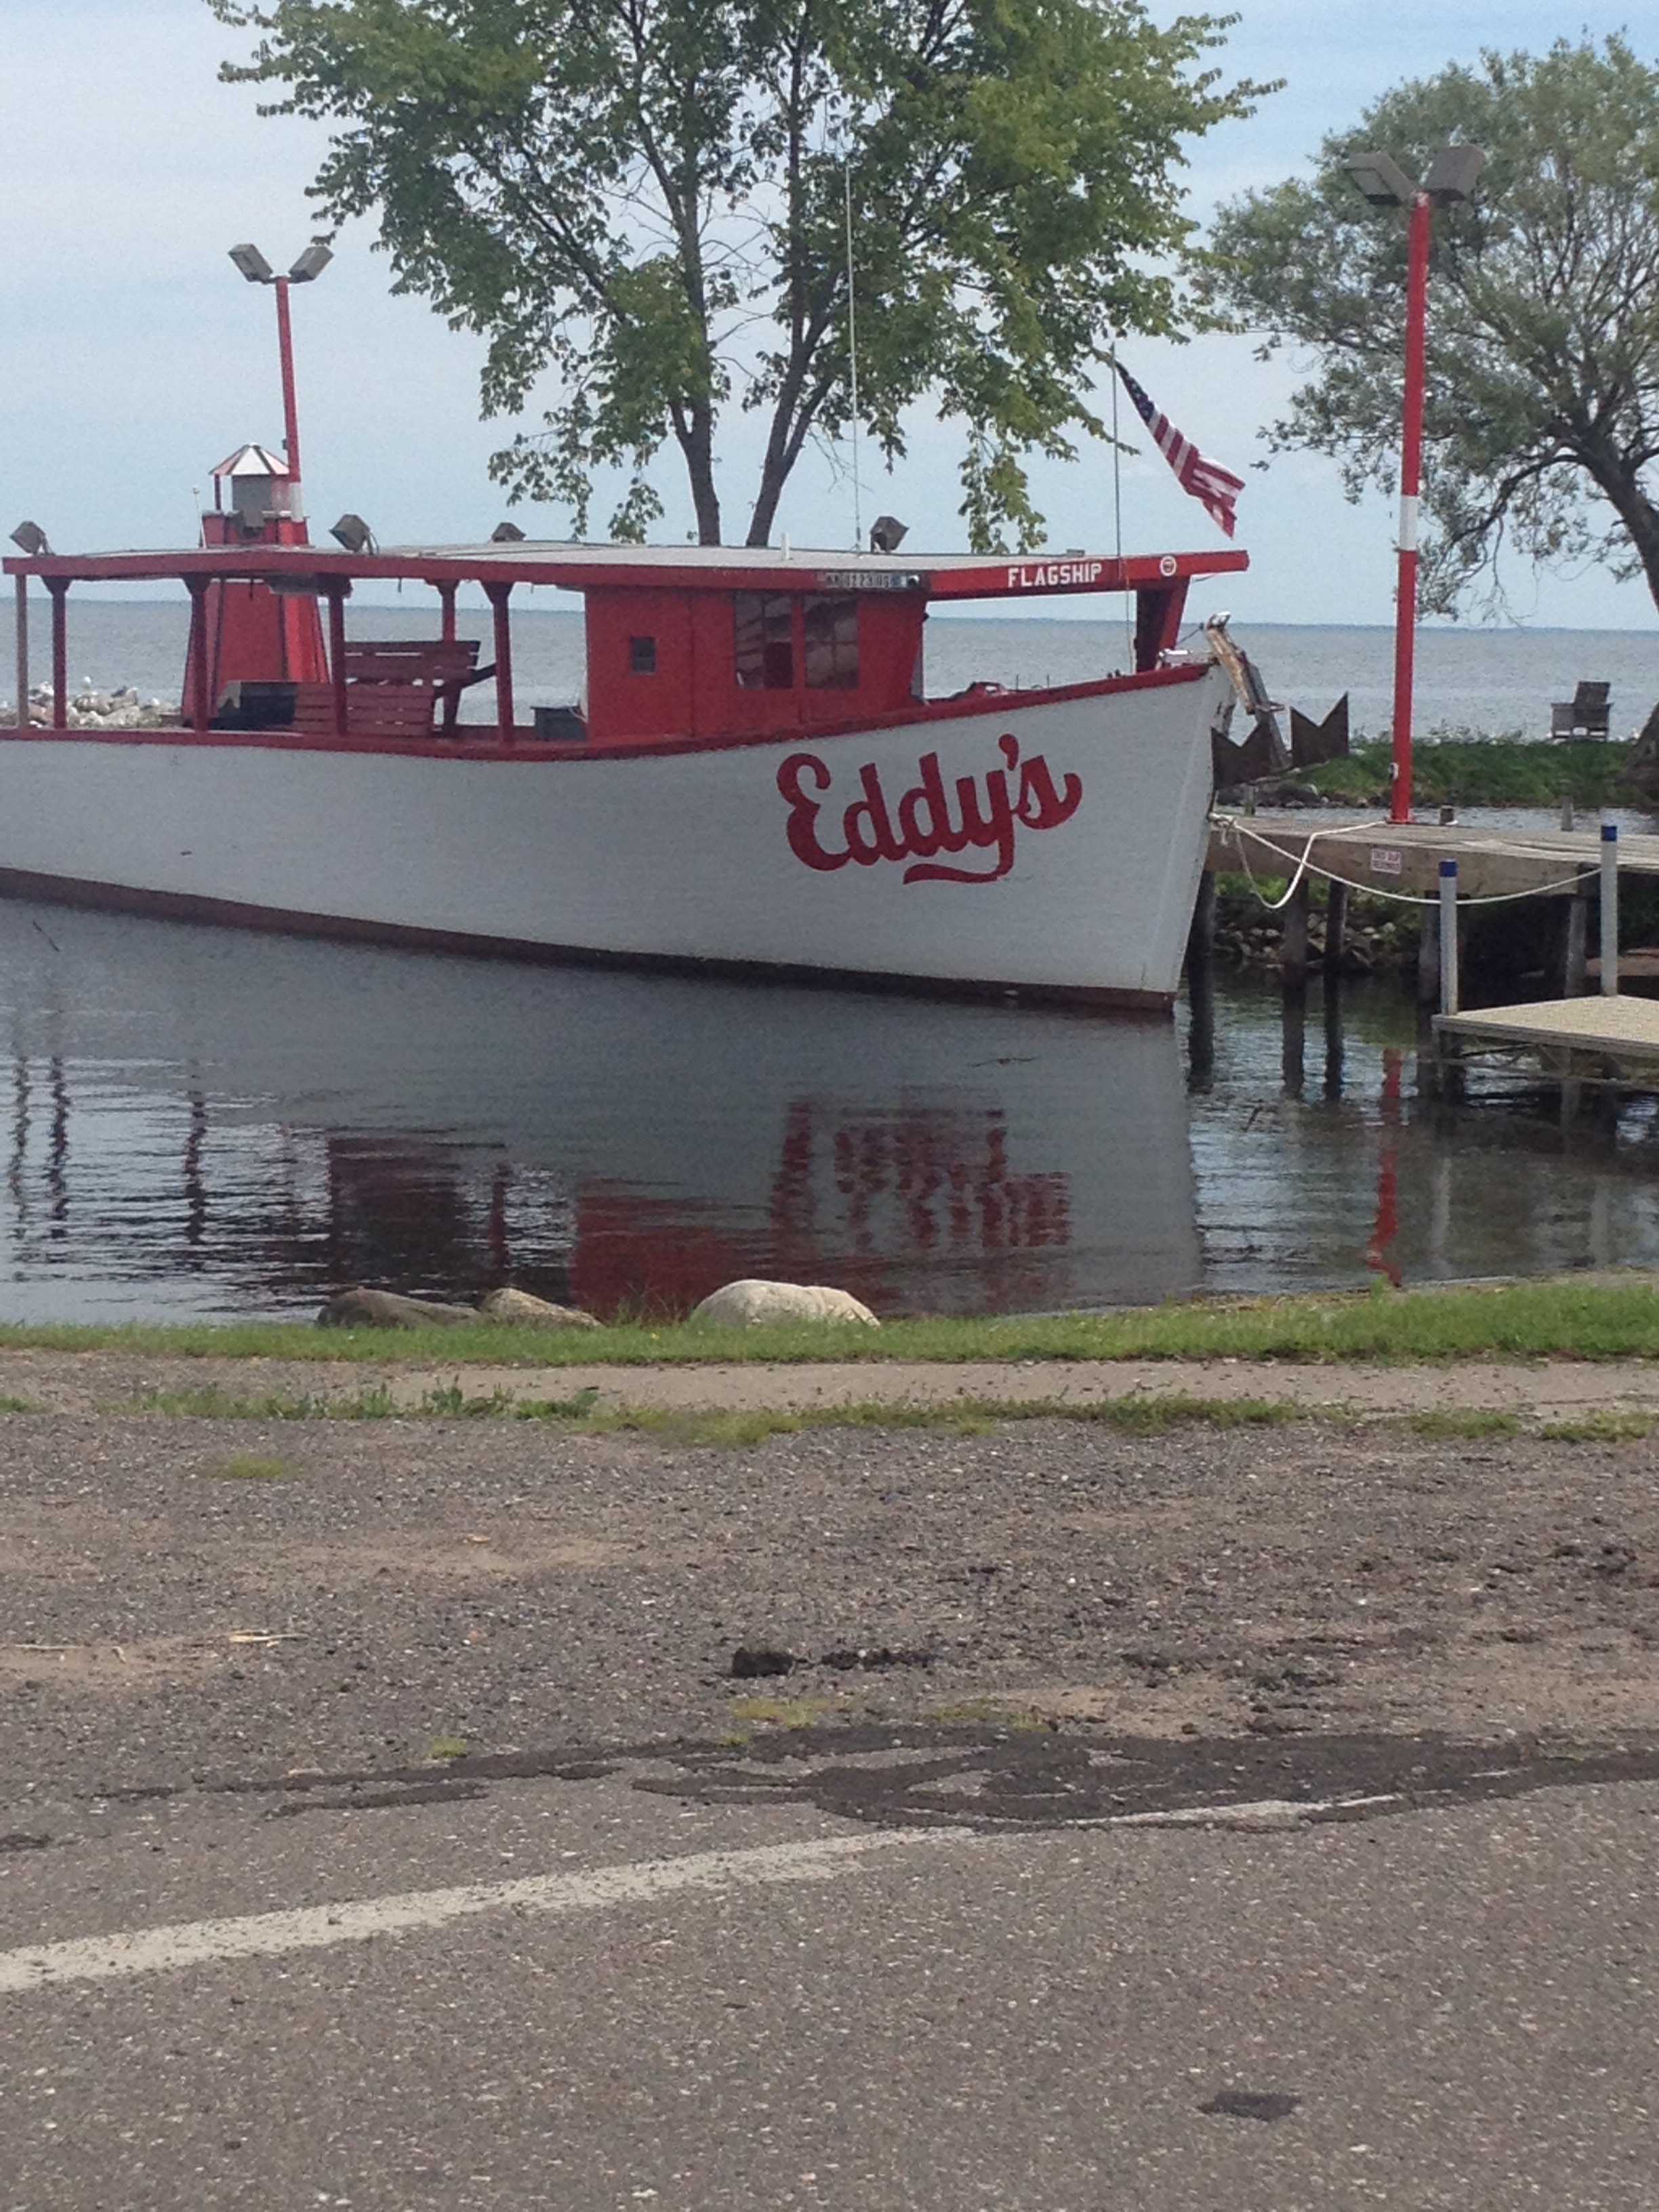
[[1114, 1793, 1401, 1832], [0, 1831, 977, 1997]]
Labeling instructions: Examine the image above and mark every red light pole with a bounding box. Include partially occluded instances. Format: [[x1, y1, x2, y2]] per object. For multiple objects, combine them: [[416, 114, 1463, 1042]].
[[1342, 144, 1485, 825], [272, 274, 304, 499], [228, 241, 333, 527]]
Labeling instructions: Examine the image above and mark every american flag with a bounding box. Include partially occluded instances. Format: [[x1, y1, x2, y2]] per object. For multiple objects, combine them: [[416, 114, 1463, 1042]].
[[1115, 362, 1244, 539]]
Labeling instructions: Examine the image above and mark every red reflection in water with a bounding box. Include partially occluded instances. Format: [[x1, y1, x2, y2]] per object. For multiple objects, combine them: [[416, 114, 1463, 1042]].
[[570, 1188, 764, 1320], [572, 1100, 1072, 1318], [1365, 1046, 1404, 1287]]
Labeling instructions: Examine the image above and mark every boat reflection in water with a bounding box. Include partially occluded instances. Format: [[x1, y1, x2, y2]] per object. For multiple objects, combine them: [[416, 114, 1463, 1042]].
[[0, 900, 1200, 1322]]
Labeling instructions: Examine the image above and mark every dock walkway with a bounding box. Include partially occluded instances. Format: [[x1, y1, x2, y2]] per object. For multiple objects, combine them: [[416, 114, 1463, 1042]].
[[1208, 813, 1659, 900], [1435, 994, 1659, 1069]]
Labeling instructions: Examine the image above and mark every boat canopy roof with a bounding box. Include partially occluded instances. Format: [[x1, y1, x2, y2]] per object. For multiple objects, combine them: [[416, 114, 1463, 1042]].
[[3, 537, 1246, 602]]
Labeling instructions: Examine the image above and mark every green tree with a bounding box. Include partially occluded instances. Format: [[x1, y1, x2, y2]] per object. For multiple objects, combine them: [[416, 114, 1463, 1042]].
[[1204, 37, 1659, 617], [212, 0, 1264, 547]]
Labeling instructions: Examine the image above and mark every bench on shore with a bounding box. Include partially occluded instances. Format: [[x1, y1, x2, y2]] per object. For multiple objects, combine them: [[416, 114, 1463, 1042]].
[[1551, 680, 1611, 739], [291, 639, 498, 738]]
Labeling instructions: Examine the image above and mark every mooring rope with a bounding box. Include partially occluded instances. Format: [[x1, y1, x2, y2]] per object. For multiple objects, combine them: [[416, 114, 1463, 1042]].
[[1217, 813, 1602, 911]]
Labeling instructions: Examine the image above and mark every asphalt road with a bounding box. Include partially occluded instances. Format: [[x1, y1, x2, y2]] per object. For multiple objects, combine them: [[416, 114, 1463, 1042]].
[[3, 1403, 1659, 2206]]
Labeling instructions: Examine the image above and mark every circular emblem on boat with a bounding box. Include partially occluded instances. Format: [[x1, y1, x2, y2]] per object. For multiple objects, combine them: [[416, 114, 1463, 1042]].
[[1159, 555, 1179, 577]]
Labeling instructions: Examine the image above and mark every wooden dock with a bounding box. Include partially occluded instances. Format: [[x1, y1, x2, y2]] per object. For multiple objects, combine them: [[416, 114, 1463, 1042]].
[[1435, 994, 1659, 1069], [1208, 814, 1659, 899]]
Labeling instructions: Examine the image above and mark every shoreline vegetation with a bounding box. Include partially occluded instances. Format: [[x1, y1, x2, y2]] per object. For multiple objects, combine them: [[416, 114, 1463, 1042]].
[[1266, 733, 1645, 812], [2, 1278, 1659, 1368]]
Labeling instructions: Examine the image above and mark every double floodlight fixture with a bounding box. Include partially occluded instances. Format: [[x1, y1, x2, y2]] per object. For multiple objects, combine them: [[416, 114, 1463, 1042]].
[[329, 513, 376, 554], [9, 520, 49, 557], [868, 514, 908, 554], [1341, 142, 1486, 208], [228, 241, 335, 285]]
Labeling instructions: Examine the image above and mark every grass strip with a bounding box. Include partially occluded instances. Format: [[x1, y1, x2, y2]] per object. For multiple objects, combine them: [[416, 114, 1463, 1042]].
[[12, 1277, 1659, 1369], [1295, 735, 1633, 811], [134, 1384, 1299, 1437], [122, 1385, 1659, 1446], [581, 1395, 1305, 1446]]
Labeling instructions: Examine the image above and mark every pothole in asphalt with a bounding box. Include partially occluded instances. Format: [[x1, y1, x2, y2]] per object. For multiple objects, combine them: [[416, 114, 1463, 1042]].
[[728, 1645, 936, 1679], [1200, 2090, 1300, 2123]]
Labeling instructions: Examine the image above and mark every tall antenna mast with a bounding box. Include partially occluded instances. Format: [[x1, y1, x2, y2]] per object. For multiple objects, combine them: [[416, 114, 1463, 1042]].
[[844, 160, 863, 552]]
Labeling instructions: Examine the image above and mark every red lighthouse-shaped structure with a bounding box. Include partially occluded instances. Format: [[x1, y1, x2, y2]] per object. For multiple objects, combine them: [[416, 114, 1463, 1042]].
[[180, 242, 333, 725], [182, 445, 329, 721]]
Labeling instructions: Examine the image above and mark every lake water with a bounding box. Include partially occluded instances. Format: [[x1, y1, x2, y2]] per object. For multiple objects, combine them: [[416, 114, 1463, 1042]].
[[12, 597, 1658, 741], [4, 893, 1659, 1323], [4, 596, 1658, 1319]]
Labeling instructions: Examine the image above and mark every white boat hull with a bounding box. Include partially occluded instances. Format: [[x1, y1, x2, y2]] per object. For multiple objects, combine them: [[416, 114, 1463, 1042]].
[[0, 667, 1225, 1005]]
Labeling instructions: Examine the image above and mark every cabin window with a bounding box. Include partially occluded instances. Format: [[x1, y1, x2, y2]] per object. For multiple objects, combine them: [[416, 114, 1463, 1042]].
[[734, 593, 794, 689], [628, 634, 657, 675], [803, 595, 859, 690]]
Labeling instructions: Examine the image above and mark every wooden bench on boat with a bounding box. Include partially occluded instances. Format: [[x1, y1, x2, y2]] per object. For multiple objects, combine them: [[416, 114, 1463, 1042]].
[[293, 638, 497, 738]]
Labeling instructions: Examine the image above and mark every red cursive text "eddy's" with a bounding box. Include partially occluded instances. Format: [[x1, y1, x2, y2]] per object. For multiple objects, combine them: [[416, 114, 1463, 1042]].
[[777, 734, 1082, 886]]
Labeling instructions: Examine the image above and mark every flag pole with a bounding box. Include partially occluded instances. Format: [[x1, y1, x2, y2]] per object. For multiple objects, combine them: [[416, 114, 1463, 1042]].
[[1108, 342, 1131, 671]]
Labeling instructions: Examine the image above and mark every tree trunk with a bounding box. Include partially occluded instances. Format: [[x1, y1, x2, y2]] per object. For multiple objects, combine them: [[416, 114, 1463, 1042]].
[[676, 406, 722, 546], [1626, 496, 1659, 613], [745, 452, 790, 548], [1577, 436, 1659, 616]]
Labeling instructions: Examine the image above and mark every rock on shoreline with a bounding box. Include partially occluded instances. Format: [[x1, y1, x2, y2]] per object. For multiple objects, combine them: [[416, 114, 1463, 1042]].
[[1, 683, 178, 731]]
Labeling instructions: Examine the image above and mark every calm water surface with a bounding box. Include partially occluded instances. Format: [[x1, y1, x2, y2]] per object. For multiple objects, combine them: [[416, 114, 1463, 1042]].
[[14, 600, 1658, 740], [3, 898, 1658, 1321]]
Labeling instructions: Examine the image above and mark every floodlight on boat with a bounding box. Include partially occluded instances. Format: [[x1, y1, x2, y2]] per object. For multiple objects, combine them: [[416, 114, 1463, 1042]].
[[1423, 142, 1486, 205], [329, 513, 376, 554], [288, 242, 333, 283], [869, 514, 908, 554], [491, 520, 527, 543], [228, 243, 276, 284], [9, 521, 49, 557], [1340, 150, 1418, 208]]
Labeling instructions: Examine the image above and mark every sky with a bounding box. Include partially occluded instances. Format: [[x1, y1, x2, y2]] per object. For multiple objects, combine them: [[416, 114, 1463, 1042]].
[[3, 0, 1656, 629]]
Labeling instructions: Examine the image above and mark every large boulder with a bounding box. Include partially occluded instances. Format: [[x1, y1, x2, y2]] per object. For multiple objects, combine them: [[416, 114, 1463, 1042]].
[[479, 1286, 600, 1330], [689, 1278, 880, 1329], [318, 1286, 480, 1329]]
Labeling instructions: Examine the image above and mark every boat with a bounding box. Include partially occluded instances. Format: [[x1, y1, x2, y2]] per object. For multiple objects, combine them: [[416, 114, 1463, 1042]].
[[3, 456, 1246, 1008]]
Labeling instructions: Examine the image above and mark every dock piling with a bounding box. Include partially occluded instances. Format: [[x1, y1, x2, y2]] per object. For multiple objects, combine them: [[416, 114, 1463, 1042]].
[[1417, 900, 1439, 1006], [1185, 868, 1216, 982], [1282, 982, 1306, 1097], [1323, 879, 1348, 979], [1438, 859, 1459, 1015], [1282, 879, 1311, 989], [1560, 889, 1590, 998], [1601, 823, 1620, 996]]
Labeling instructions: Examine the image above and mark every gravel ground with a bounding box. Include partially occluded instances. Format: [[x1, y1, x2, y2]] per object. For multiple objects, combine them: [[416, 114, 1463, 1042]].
[[3, 1408, 1659, 1804]]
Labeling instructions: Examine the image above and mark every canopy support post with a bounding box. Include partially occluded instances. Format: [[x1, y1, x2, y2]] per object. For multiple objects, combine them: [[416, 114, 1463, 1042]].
[[183, 578, 211, 732], [437, 581, 457, 644], [46, 579, 69, 731], [325, 583, 348, 735], [485, 581, 514, 745], [13, 575, 26, 731]]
